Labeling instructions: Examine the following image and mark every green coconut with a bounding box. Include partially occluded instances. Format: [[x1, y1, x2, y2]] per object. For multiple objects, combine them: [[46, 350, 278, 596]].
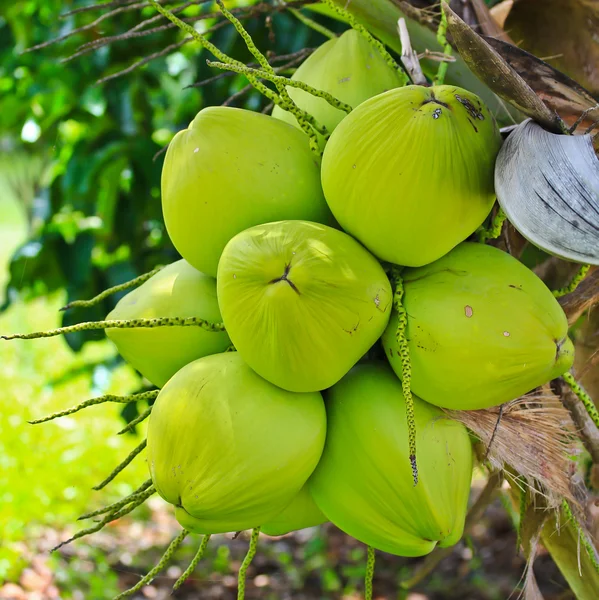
[[272, 29, 404, 144], [261, 484, 327, 537], [321, 85, 502, 267], [308, 362, 473, 557], [216, 220, 392, 392], [382, 242, 574, 410], [105, 260, 230, 387], [161, 106, 332, 278], [147, 352, 327, 535]]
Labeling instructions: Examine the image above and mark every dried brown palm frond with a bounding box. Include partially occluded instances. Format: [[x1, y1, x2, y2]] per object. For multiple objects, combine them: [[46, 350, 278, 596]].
[[447, 394, 579, 503]]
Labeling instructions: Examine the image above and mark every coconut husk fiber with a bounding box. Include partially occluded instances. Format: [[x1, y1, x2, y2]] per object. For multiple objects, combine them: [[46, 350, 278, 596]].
[[447, 394, 579, 503]]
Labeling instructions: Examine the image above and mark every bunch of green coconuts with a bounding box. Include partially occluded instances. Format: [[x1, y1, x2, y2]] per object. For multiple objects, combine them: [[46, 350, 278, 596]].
[[105, 29, 574, 557]]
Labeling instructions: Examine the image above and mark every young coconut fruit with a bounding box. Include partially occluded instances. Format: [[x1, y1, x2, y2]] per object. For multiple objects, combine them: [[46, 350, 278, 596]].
[[308, 362, 472, 557], [147, 352, 326, 535], [162, 106, 332, 278], [321, 85, 503, 267], [271, 29, 404, 145], [382, 242, 574, 410], [216, 220, 392, 392], [105, 260, 230, 387], [261, 484, 326, 537]]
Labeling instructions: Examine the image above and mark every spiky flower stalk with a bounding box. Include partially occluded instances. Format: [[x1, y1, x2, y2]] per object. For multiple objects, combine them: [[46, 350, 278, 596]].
[[476, 207, 507, 243], [93, 439, 147, 490], [60, 267, 164, 311], [118, 405, 153, 435], [114, 529, 189, 599], [562, 372, 599, 430], [53, 489, 152, 551], [562, 499, 599, 575], [365, 546, 375, 600], [434, 7, 452, 86], [147, 0, 326, 154], [391, 267, 418, 485], [2, 316, 226, 341], [215, 0, 328, 152], [172, 534, 212, 592], [28, 390, 159, 425], [205, 61, 353, 116], [237, 527, 261, 600], [78, 479, 154, 520], [553, 264, 591, 298]]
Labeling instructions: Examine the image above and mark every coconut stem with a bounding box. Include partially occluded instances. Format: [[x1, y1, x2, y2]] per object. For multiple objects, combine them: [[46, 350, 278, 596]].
[[93, 439, 147, 491], [60, 267, 164, 311], [433, 7, 452, 86], [288, 7, 336, 40], [553, 264, 591, 298], [28, 390, 159, 425], [397, 18, 426, 86], [113, 529, 189, 599], [562, 372, 599, 430], [562, 499, 599, 576], [322, 0, 404, 77], [118, 405, 153, 435], [364, 546, 375, 600], [2, 316, 226, 341], [172, 534, 212, 592], [237, 527, 260, 600], [78, 479, 154, 520], [391, 267, 418, 485], [214, 0, 325, 154], [53, 488, 153, 551], [476, 207, 507, 243]]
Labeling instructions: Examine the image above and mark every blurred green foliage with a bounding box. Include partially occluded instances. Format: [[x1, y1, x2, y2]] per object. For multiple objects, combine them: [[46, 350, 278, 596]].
[[0, 0, 345, 352], [0, 191, 148, 588]]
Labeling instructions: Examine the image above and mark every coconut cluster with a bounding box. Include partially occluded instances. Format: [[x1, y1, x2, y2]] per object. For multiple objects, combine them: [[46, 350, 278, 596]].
[[105, 30, 574, 556]]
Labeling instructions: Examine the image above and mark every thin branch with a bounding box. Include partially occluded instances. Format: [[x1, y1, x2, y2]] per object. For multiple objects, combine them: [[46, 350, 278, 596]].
[[24, 1, 151, 53], [222, 83, 254, 106], [63, 1, 206, 63], [61, 0, 157, 18]]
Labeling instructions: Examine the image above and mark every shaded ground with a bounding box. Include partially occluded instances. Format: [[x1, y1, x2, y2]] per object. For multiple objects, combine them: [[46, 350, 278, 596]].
[[1, 492, 572, 600]]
